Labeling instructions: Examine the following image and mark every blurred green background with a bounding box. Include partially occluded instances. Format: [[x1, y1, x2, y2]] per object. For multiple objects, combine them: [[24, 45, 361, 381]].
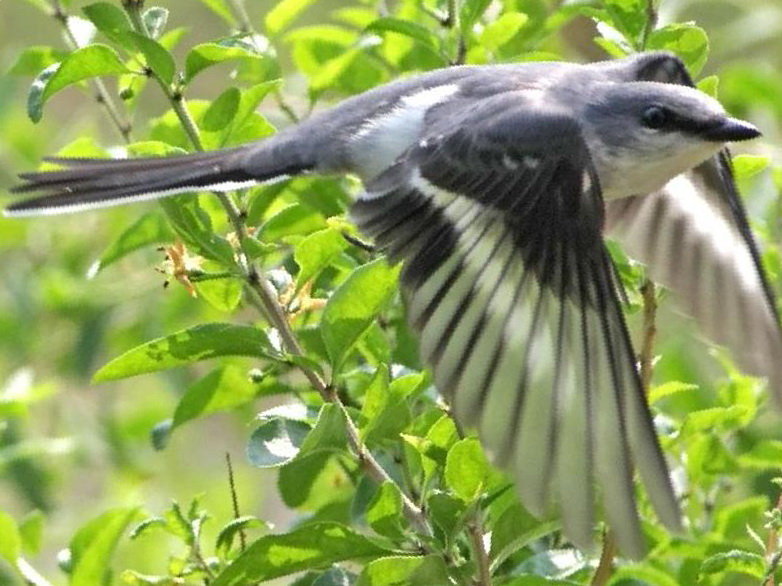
[[1, 0, 782, 582]]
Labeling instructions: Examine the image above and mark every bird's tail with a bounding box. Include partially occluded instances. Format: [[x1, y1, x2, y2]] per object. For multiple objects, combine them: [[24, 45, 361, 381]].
[[4, 140, 311, 217]]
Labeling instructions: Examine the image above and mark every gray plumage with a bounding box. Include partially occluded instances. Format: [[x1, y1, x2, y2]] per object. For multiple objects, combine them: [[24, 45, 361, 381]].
[[6, 51, 780, 560]]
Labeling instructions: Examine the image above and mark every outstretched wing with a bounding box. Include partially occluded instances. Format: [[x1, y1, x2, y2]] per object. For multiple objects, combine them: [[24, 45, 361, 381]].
[[608, 53, 782, 401], [351, 92, 680, 559]]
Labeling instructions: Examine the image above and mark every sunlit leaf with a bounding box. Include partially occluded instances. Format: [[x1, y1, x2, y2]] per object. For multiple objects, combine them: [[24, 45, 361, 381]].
[[365, 482, 405, 539], [698, 550, 765, 580], [321, 259, 400, 369], [212, 523, 389, 585], [265, 0, 316, 36], [172, 364, 260, 429], [356, 555, 450, 586], [247, 417, 310, 467], [94, 323, 275, 382], [445, 438, 489, 502], [69, 507, 141, 586], [28, 45, 130, 122], [647, 23, 709, 76], [0, 511, 21, 564], [8, 46, 68, 75]]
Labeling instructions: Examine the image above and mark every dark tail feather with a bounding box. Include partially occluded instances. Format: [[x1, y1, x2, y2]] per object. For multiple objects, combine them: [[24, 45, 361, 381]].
[[5, 143, 308, 217]]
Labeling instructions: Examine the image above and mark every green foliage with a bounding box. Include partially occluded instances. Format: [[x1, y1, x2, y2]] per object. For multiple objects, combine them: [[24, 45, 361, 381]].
[[2, 0, 782, 585]]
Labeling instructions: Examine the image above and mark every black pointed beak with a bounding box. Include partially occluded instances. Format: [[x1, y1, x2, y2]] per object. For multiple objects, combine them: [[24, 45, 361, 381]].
[[703, 117, 761, 142]]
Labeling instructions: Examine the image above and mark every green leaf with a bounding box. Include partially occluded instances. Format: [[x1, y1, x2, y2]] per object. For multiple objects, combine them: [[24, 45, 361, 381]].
[[277, 451, 332, 508], [258, 203, 328, 241], [201, 86, 241, 132], [364, 17, 439, 49], [247, 417, 311, 467], [28, 45, 130, 122], [295, 227, 350, 288], [681, 405, 749, 434], [648, 380, 698, 404], [173, 365, 260, 430], [43, 43, 130, 101], [732, 154, 770, 181], [265, 0, 317, 36], [365, 482, 405, 539], [356, 555, 450, 586], [360, 367, 413, 445], [129, 32, 176, 84], [158, 197, 236, 263], [0, 511, 21, 564], [697, 74, 719, 98], [738, 440, 782, 470], [426, 491, 465, 537], [82, 2, 135, 50], [195, 0, 236, 25], [698, 550, 765, 580], [313, 567, 357, 586], [8, 46, 68, 75], [603, 0, 647, 43], [92, 211, 174, 273], [714, 496, 768, 540], [143, 7, 169, 39], [298, 403, 348, 457], [647, 23, 709, 77], [274, 405, 350, 507], [489, 502, 561, 571], [445, 438, 489, 502], [480, 12, 529, 52], [215, 516, 269, 557], [609, 566, 679, 586], [93, 323, 275, 382], [185, 41, 269, 82], [321, 259, 400, 368], [212, 522, 389, 585], [195, 276, 243, 313], [69, 507, 140, 586], [18, 510, 45, 555], [460, 0, 492, 32]]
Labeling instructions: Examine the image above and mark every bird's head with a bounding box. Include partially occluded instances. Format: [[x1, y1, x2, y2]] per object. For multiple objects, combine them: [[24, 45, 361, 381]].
[[581, 81, 760, 198]]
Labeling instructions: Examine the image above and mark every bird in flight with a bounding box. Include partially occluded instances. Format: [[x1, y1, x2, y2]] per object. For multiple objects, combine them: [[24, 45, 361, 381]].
[[6, 51, 780, 559]]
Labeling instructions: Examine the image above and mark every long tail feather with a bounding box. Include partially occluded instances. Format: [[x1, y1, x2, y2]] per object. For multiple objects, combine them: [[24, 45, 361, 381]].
[[5, 142, 311, 217]]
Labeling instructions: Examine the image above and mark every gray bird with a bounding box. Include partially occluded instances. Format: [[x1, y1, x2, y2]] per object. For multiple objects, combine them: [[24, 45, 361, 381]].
[[6, 51, 780, 559]]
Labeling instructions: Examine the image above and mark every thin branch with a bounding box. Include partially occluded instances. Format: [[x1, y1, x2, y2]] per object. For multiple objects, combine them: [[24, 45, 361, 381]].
[[640, 0, 658, 49], [590, 529, 617, 586], [639, 279, 657, 392], [592, 279, 657, 585], [50, 0, 133, 143], [225, 453, 247, 551], [122, 0, 433, 541], [467, 514, 492, 586], [16, 558, 55, 586]]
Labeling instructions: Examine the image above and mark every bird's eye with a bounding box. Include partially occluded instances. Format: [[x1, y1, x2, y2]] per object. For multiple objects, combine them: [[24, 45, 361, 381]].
[[642, 105, 668, 129]]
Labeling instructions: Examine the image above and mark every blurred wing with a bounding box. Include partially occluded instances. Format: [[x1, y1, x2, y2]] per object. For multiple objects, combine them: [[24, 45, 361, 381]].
[[606, 156, 782, 400], [351, 93, 680, 558], [612, 54, 782, 402]]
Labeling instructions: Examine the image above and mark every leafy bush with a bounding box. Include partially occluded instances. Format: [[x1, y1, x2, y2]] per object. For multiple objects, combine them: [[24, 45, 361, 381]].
[[1, 0, 782, 585]]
